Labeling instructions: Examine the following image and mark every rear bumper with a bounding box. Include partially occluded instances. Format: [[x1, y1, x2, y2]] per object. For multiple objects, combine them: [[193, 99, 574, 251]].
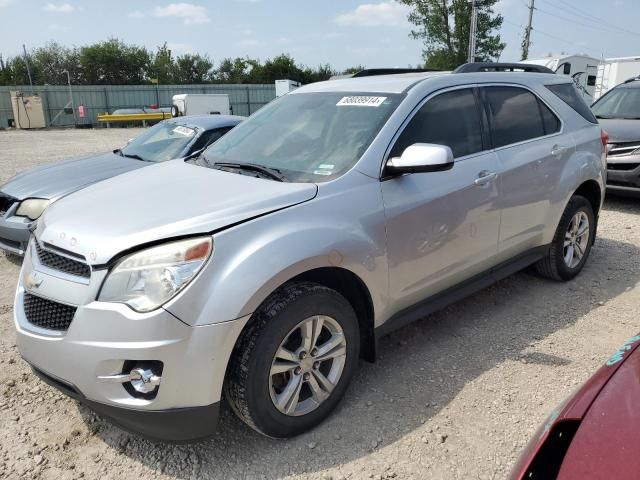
[[31, 365, 220, 443]]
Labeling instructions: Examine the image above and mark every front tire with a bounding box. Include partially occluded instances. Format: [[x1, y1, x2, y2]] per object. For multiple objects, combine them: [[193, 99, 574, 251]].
[[535, 195, 596, 281], [225, 282, 360, 438]]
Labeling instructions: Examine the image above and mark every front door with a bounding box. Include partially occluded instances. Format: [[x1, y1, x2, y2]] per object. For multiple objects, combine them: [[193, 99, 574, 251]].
[[381, 87, 501, 315]]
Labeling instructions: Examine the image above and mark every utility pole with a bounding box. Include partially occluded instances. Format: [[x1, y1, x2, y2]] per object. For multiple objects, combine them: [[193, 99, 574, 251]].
[[22, 44, 34, 92], [468, 0, 478, 63], [62, 69, 77, 125], [522, 0, 535, 60]]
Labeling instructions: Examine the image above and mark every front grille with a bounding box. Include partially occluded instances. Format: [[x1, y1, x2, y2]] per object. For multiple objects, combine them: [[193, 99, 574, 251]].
[[0, 197, 15, 217], [608, 142, 640, 157], [35, 242, 91, 278], [23, 293, 77, 331], [608, 162, 640, 171]]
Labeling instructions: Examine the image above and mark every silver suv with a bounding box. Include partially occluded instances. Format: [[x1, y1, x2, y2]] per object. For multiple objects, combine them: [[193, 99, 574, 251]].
[[14, 68, 606, 442]]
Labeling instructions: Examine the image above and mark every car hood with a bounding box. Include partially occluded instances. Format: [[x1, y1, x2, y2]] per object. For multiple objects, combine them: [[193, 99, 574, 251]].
[[35, 160, 318, 265], [599, 118, 640, 143], [1, 152, 146, 201]]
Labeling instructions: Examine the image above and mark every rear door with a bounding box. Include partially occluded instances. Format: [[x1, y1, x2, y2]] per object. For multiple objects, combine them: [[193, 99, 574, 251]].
[[381, 86, 502, 313], [482, 85, 571, 262]]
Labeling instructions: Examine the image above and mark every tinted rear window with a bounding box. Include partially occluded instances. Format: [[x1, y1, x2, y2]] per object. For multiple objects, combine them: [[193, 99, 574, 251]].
[[546, 83, 598, 123], [485, 86, 546, 148]]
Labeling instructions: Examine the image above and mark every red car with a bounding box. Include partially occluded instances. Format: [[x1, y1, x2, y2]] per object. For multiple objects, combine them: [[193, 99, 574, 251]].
[[510, 334, 640, 479]]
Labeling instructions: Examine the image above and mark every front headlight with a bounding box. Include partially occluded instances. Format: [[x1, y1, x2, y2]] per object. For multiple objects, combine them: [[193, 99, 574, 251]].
[[98, 237, 213, 312], [16, 198, 50, 220]]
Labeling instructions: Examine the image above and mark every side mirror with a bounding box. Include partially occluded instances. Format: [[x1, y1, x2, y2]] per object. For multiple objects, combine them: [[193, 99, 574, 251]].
[[386, 143, 454, 175]]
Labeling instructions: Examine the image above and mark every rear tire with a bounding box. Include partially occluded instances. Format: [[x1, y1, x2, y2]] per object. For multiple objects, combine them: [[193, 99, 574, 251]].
[[535, 195, 595, 281], [225, 282, 360, 438]]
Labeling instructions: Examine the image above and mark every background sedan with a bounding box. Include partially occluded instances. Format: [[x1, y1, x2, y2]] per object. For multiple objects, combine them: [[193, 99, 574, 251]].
[[0, 114, 243, 256]]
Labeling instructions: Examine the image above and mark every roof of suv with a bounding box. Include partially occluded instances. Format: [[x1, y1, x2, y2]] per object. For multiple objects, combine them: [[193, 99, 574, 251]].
[[294, 71, 566, 95]]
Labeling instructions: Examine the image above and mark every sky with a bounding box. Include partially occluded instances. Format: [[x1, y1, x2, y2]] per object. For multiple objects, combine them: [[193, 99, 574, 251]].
[[0, 0, 639, 71]]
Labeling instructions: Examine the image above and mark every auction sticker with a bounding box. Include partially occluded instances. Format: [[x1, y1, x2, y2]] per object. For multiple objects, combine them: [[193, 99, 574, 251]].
[[173, 126, 195, 137], [337, 96, 387, 107]]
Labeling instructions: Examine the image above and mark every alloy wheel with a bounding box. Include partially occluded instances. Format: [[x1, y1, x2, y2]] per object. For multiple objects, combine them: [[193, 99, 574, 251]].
[[563, 211, 590, 268], [269, 315, 347, 416]]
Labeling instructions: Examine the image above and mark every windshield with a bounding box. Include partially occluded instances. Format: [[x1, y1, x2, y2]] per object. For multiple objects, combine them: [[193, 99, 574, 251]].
[[202, 92, 402, 182], [592, 87, 640, 119], [120, 122, 196, 162]]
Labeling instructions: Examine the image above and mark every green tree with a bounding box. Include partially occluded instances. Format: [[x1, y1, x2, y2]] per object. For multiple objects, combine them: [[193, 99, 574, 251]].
[[174, 54, 213, 84], [31, 42, 81, 85], [79, 38, 151, 84], [152, 42, 176, 84], [398, 0, 505, 70], [342, 65, 366, 75], [1, 56, 33, 86], [252, 54, 302, 83], [213, 57, 257, 83], [301, 63, 336, 83]]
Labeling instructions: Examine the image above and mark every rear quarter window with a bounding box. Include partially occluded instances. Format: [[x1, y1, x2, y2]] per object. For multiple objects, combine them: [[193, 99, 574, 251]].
[[546, 83, 598, 124]]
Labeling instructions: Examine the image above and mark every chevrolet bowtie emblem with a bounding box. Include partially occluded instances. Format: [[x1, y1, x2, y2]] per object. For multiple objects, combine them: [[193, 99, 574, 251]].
[[25, 272, 43, 290]]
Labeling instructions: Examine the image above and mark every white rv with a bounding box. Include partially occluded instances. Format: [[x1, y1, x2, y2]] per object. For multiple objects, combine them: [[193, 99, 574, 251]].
[[594, 57, 640, 100], [521, 55, 601, 101]]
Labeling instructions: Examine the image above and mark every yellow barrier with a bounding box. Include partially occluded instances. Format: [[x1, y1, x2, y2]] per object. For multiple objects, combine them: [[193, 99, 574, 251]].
[[97, 112, 172, 127]]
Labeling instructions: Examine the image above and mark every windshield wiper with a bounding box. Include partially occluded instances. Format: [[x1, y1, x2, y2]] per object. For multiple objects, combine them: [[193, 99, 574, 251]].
[[213, 162, 287, 182], [595, 114, 615, 119], [122, 153, 147, 162]]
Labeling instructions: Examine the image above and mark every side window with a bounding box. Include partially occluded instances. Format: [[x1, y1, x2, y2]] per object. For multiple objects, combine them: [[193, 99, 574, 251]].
[[538, 100, 561, 135], [389, 88, 483, 159], [546, 83, 598, 124], [189, 127, 233, 153], [484, 86, 546, 148]]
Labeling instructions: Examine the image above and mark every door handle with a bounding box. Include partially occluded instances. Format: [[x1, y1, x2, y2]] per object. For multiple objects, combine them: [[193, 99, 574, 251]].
[[474, 170, 497, 186], [551, 145, 570, 157]]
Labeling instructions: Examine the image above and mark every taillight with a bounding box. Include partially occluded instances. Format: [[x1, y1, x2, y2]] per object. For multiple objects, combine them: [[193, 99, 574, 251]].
[[601, 129, 609, 156]]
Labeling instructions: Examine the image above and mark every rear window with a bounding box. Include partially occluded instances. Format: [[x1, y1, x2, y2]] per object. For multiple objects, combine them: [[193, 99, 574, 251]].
[[546, 83, 597, 124]]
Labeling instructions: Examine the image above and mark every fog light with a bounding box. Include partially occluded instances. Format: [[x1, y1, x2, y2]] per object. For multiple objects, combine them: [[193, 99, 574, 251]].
[[97, 361, 163, 399], [129, 367, 161, 394]]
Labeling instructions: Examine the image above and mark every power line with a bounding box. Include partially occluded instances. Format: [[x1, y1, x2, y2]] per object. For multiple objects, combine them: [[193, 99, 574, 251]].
[[535, 2, 640, 38], [554, 0, 640, 37], [539, 0, 640, 36]]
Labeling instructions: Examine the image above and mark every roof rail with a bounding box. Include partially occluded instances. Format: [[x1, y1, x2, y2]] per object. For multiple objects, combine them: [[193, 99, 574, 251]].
[[454, 62, 555, 74], [351, 68, 440, 77]]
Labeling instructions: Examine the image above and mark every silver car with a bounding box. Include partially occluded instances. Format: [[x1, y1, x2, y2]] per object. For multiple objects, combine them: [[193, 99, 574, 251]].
[[14, 69, 606, 441], [0, 115, 243, 256]]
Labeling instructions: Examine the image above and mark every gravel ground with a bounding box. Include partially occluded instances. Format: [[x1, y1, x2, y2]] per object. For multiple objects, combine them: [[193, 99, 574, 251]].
[[0, 128, 639, 480]]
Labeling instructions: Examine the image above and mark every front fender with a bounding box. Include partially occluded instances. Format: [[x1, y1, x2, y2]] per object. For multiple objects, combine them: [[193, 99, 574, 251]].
[[165, 175, 389, 327]]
